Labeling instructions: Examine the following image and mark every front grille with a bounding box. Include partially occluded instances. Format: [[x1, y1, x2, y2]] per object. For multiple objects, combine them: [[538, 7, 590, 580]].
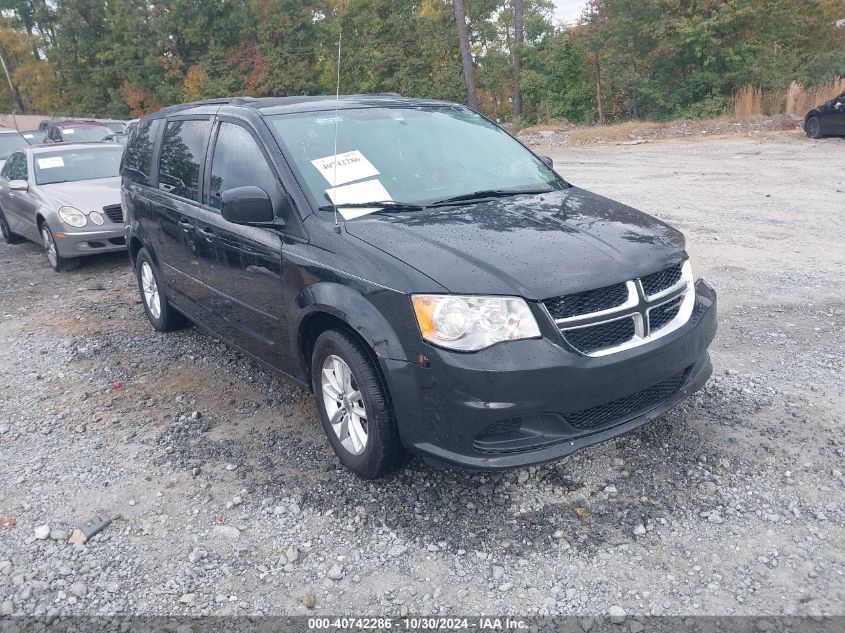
[[543, 282, 628, 320], [650, 296, 683, 332], [564, 317, 635, 355], [641, 262, 683, 297], [103, 204, 124, 224], [565, 368, 689, 430]]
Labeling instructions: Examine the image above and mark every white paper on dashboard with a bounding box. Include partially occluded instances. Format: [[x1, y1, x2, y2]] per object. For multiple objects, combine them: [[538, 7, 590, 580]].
[[37, 157, 65, 169], [325, 179, 392, 220], [311, 150, 379, 187], [63, 128, 75, 134]]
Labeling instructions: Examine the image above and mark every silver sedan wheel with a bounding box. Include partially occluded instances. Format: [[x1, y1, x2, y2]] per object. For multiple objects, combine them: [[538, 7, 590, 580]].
[[321, 355, 368, 456], [41, 227, 57, 268], [140, 261, 161, 320]]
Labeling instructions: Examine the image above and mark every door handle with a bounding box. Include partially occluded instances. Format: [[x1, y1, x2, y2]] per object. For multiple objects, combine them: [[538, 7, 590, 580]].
[[178, 219, 193, 231], [198, 227, 217, 242]]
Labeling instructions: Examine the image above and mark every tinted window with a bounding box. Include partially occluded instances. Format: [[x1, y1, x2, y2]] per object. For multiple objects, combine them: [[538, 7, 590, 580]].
[[209, 123, 278, 210], [0, 133, 28, 159], [122, 118, 160, 185], [158, 119, 209, 202], [7, 152, 27, 181], [34, 147, 123, 185], [47, 127, 61, 142]]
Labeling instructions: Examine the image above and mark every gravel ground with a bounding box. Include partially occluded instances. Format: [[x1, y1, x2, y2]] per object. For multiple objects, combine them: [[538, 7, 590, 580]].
[[0, 132, 843, 619]]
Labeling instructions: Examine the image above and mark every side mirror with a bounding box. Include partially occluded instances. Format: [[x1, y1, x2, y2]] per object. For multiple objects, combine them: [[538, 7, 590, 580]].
[[221, 186, 276, 225], [539, 155, 554, 169], [9, 179, 28, 192]]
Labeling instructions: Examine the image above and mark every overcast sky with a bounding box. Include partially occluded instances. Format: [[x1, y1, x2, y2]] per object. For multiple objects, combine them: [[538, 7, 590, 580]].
[[552, 0, 587, 24]]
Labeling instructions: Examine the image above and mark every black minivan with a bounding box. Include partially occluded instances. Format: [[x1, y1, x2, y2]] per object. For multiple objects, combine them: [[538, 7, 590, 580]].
[[121, 95, 717, 479]]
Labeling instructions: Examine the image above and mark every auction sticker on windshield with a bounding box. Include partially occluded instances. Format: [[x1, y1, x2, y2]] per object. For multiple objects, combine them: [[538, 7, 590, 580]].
[[37, 157, 64, 169], [311, 150, 379, 187]]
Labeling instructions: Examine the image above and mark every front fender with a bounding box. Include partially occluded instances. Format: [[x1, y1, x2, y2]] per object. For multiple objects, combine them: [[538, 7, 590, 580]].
[[294, 282, 421, 364]]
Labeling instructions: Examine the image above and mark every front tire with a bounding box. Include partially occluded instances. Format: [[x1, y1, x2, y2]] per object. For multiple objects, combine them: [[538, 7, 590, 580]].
[[805, 116, 822, 139], [0, 209, 22, 244], [135, 247, 187, 331], [311, 329, 406, 479], [40, 224, 78, 272]]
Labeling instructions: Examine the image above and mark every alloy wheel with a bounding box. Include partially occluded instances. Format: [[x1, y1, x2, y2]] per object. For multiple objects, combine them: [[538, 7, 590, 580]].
[[320, 354, 369, 456], [41, 227, 57, 268], [140, 261, 161, 320], [807, 118, 819, 137], [0, 215, 9, 241]]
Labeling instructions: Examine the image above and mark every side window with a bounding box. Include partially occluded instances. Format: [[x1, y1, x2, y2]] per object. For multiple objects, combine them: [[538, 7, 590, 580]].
[[122, 118, 160, 185], [158, 119, 208, 202], [48, 127, 61, 142], [209, 123, 279, 210], [7, 153, 26, 180]]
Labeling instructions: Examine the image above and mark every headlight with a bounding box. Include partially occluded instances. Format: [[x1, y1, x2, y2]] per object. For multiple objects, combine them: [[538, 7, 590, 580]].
[[89, 211, 104, 225], [411, 294, 541, 351], [684, 239, 702, 281], [58, 206, 87, 228]]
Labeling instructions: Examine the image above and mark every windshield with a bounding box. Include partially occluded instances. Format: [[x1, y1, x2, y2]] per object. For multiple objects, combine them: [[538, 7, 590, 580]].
[[0, 134, 29, 160], [61, 125, 112, 143], [268, 106, 562, 209], [34, 147, 123, 185]]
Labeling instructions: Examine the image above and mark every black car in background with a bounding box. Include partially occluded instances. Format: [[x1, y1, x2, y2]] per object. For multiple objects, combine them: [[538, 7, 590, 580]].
[[805, 91, 845, 138], [121, 95, 717, 479]]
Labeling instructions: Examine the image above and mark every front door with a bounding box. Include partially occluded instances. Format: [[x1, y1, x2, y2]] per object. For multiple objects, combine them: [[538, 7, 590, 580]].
[[2, 152, 38, 241], [201, 120, 293, 371]]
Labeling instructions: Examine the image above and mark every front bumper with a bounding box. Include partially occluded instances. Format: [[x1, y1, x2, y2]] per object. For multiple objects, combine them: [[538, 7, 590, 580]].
[[54, 227, 127, 257], [382, 280, 717, 470]]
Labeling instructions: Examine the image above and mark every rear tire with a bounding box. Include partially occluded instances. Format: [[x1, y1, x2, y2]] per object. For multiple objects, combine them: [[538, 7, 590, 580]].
[[805, 116, 822, 139], [0, 209, 22, 244], [134, 247, 188, 331], [40, 224, 78, 272], [311, 329, 406, 479]]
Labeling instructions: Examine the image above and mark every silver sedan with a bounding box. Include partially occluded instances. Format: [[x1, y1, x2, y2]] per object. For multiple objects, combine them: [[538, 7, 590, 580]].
[[0, 143, 126, 271]]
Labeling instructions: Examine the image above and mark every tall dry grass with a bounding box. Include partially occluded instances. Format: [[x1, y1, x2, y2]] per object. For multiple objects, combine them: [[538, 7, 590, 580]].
[[734, 85, 763, 119], [734, 78, 845, 118], [785, 78, 845, 114]]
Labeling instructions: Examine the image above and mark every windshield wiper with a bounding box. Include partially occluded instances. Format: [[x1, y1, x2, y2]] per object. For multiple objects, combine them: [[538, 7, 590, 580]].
[[429, 187, 554, 207], [318, 200, 425, 213]]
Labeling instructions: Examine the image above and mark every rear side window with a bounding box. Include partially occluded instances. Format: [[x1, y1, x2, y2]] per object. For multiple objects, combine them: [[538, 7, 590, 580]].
[[209, 123, 278, 210], [158, 119, 208, 202], [122, 118, 160, 185]]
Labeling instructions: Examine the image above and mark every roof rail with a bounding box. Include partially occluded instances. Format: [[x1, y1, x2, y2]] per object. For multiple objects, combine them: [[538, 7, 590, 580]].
[[156, 98, 235, 115]]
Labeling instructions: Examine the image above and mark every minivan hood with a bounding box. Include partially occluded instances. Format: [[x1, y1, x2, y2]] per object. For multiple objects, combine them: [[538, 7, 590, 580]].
[[38, 177, 121, 211], [343, 187, 686, 300]]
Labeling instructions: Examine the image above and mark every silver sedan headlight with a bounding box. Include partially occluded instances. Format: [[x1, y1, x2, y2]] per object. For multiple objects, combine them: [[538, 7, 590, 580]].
[[58, 206, 87, 228], [412, 294, 541, 351]]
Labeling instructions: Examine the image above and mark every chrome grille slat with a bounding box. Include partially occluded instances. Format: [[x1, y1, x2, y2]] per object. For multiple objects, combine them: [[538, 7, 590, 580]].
[[565, 316, 637, 355], [543, 282, 628, 320], [545, 260, 694, 357]]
